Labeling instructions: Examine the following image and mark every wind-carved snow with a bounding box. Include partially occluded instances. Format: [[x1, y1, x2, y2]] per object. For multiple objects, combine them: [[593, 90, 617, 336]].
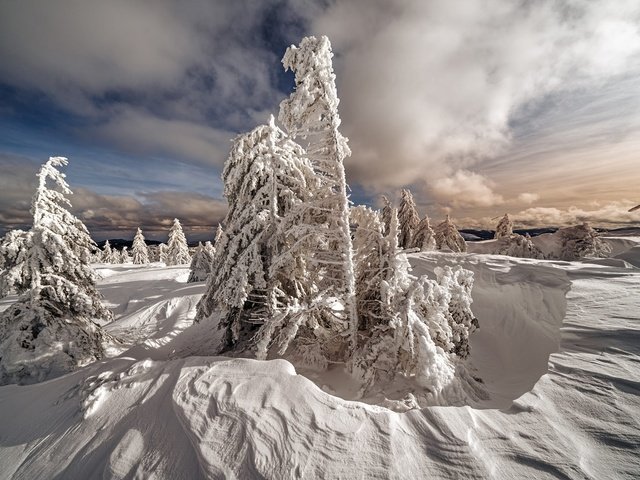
[[1, 244, 639, 478]]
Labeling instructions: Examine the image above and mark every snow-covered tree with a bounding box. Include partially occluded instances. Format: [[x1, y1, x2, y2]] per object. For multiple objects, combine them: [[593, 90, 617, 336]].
[[101, 239, 116, 263], [557, 223, 611, 261], [398, 189, 420, 249], [434, 215, 467, 253], [131, 227, 149, 264], [213, 224, 224, 246], [188, 242, 213, 283], [350, 209, 472, 397], [157, 243, 167, 264], [166, 219, 190, 266], [380, 195, 392, 235], [197, 118, 329, 362], [494, 214, 513, 239], [494, 233, 545, 259], [119, 246, 130, 264], [0, 157, 112, 385], [435, 266, 478, 359], [0, 229, 32, 297], [278, 35, 358, 355], [351, 206, 386, 331], [412, 215, 437, 251]]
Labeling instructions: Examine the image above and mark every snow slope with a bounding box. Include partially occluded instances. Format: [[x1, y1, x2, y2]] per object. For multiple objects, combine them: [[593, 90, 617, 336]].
[[1, 246, 639, 479]]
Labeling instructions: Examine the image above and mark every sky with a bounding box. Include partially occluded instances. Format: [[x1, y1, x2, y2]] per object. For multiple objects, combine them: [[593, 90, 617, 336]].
[[1, 0, 639, 241]]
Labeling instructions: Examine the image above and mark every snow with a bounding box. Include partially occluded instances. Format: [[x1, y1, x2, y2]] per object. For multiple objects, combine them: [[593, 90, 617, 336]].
[[1, 238, 639, 478]]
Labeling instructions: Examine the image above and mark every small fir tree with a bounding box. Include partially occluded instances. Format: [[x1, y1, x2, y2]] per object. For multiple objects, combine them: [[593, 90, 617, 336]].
[[494, 214, 513, 239], [434, 215, 467, 253], [398, 189, 420, 249], [412, 215, 437, 251], [188, 242, 213, 283], [166, 219, 191, 265], [131, 227, 149, 264]]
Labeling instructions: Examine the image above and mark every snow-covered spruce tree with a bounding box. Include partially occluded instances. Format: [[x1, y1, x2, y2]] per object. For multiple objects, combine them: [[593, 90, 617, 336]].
[[166, 219, 191, 265], [119, 246, 130, 264], [157, 243, 167, 263], [434, 215, 467, 253], [557, 222, 611, 261], [203, 240, 216, 260], [213, 224, 224, 246], [101, 239, 116, 263], [398, 189, 420, 249], [131, 227, 149, 264], [494, 213, 513, 239], [278, 35, 358, 356], [435, 266, 478, 359], [0, 157, 112, 385], [196, 117, 320, 359], [0, 229, 32, 297], [351, 206, 386, 332], [412, 215, 437, 251], [380, 195, 392, 235], [350, 209, 464, 397], [495, 233, 545, 259], [188, 242, 212, 283]]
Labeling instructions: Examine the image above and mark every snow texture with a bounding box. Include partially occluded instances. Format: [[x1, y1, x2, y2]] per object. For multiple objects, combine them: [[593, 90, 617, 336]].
[[1, 240, 639, 478]]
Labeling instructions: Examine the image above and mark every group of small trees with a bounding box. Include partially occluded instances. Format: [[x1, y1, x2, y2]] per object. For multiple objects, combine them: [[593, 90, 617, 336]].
[[490, 214, 610, 261], [383, 190, 466, 253], [196, 36, 477, 398], [98, 219, 194, 266]]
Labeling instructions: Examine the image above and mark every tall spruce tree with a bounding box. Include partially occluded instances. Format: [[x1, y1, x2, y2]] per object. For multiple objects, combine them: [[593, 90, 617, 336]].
[[0, 157, 112, 385], [278, 35, 358, 356]]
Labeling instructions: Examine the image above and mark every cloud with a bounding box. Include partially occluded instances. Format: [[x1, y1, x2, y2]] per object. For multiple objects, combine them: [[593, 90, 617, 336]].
[[512, 202, 640, 228], [308, 0, 640, 191], [431, 170, 504, 207], [518, 193, 540, 204], [85, 108, 233, 167], [0, 156, 226, 241]]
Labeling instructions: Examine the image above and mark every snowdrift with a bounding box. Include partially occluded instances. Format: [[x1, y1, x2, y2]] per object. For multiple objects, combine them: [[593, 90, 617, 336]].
[[1, 246, 639, 478]]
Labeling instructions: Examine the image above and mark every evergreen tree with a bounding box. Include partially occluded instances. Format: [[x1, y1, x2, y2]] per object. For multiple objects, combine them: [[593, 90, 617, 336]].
[[196, 118, 319, 360], [0, 157, 112, 385], [131, 227, 149, 264], [119, 246, 130, 264], [0, 229, 32, 297], [398, 189, 420, 249], [412, 215, 437, 251], [434, 215, 467, 253], [101, 239, 115, 263], [188, 242, 212, 283], [557, 223, 611, 261], [380, 195, 392, 235], [279, 35, 358, 356], [158, 243, 168, 264], [494, 213, 513, 239], [213, 224, 224, 246], [494, 233, 545, 259], [166, 219, 191, 265]]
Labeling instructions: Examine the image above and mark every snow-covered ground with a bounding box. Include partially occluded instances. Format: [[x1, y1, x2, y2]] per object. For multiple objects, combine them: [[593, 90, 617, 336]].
[[1, 242, 639, 479]]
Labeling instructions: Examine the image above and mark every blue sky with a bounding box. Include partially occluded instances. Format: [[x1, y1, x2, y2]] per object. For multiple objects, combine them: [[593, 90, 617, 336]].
[[1, 0, 639, 241]]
